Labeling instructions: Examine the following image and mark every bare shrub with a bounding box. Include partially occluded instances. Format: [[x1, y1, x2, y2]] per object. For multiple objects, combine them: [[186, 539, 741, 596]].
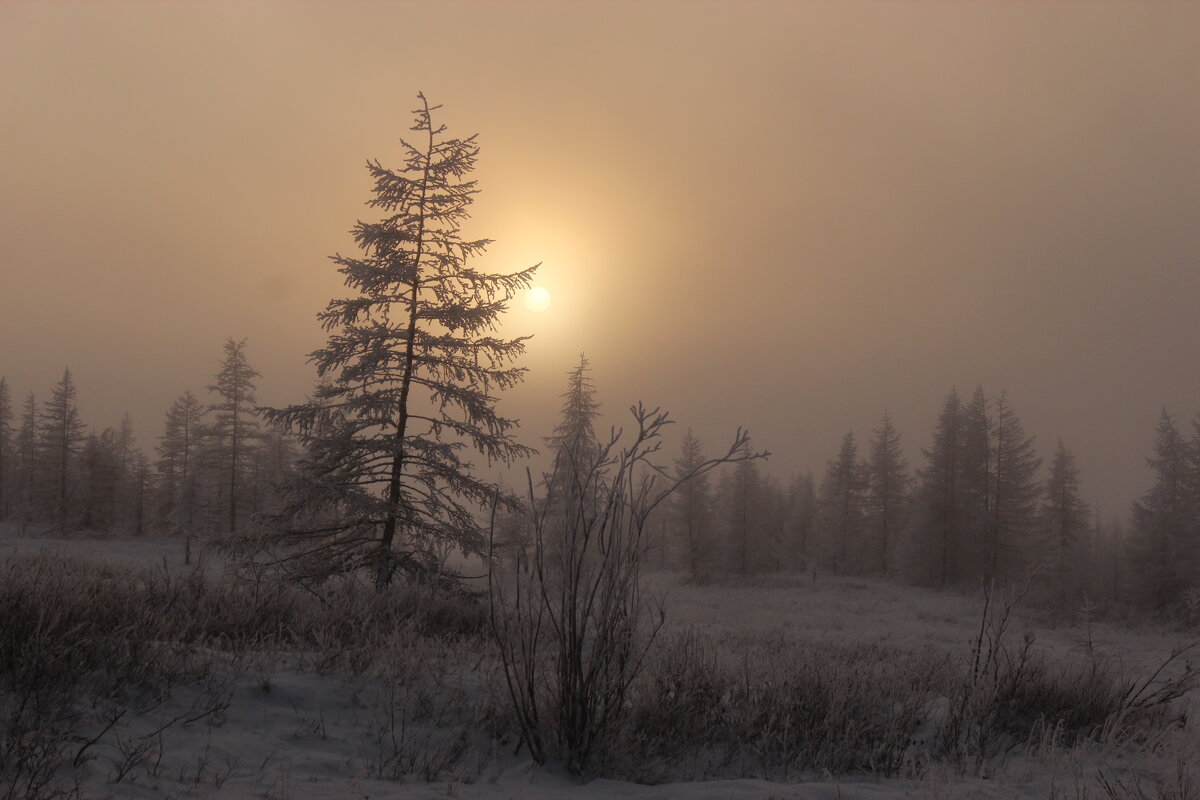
[[0, 555, 221, 799], [488, 405, 760, 777], [0, 551, 490, 795], [941, 582, 1200, 776], [352, 634, 504, 784], [625, 631, 954, 782]]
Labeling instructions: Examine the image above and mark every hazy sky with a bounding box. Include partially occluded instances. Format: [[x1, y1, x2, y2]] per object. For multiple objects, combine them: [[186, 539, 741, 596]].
[[3, 1, 1199, 516]]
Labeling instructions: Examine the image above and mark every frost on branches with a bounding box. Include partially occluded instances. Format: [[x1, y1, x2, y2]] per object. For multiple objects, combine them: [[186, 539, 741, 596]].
[[265, 94, 538, 589]]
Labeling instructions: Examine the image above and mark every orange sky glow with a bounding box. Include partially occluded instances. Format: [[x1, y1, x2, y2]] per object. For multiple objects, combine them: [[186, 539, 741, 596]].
[[3, 1, 1200, 515]]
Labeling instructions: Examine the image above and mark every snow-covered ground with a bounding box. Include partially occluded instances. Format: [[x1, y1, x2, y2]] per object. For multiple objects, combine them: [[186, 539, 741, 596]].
[[2, 529, 1195, 799]]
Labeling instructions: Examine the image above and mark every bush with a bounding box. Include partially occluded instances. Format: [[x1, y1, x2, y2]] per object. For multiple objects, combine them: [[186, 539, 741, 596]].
[[940, 583, 1199, 776], [488, 406, 761, 778], [625, 631, 954, 781], [0, 551, 492, 797]]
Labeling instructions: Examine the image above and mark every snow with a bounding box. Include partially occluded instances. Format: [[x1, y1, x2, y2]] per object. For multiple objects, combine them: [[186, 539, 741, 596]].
[[2, 529, 1194, 799]]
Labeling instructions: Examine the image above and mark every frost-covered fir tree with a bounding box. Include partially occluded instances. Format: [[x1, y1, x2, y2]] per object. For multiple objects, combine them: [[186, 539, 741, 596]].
[[0, 377, 11, 520], [538, 356, 603, 565], [815, 430, 868, 575], [988, 391, 1041, 582], [865, 410, 909, 576], [1040, 439, 1089, 605], [112, 412, 137, 527], [38, 368, 85, 532], [266, 95, 537, 589], [784, 471, 816, 570], [672, 428, 713, 579], [908, 388, 965, 587], [208, 338, 261, 534], [130, 450, 151, 536], [959, 386, 992, 581], [249, 429, 297, 518], [80, 428, 119, 532], [724, 437, 765, 579], [760, 475, 788, 572], [15, 393, 37, 528], [1128, 410, 1195, 610], [545, 354, 601, 494], [157, 390, 207, 533]]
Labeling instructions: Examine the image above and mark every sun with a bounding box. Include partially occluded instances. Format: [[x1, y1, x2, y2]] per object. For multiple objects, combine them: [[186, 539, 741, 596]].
[[525, 286, 551, 312]]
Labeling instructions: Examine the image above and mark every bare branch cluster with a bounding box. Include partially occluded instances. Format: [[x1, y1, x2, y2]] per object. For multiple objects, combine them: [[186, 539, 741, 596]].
[[487, 403, 764, 777]]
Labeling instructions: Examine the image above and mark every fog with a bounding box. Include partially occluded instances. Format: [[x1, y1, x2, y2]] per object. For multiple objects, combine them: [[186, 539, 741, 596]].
[[4, 1, 1200, 515]]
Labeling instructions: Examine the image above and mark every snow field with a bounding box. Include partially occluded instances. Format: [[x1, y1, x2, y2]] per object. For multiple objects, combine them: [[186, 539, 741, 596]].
[[1, 532, 1197, 799]]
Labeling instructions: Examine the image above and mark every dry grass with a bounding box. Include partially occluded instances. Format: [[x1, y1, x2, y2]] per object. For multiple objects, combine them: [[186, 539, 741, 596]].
[[0, 551, 493, 798], [2, 547, 1198, 797]]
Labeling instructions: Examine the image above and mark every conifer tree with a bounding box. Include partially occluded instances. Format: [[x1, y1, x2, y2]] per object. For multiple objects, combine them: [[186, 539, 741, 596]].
[[250, 429, 297, 518], [0, 378, 11, 520], [989, 391, 1041, 582], [865, 410, 909, 576], [80, 428, 119, 532], [265, 94, 537, 589], [815, 430, 868, 575], [959, 386, 992, 582], [208, 338, 261, 534], [1103, 514, 1127, 606], [1189, 412, 1200, 533], [541, 357, 610, 565], [785, 471, 816, 570], [725, 437, 765, 579], [15, 393, 37, 528], [672, 428, 713, 579], [1128, 410, 1194, 610], [760, 476, 788, 571], [38, 368, 85, 532], [131, 449, 151, 536], [1040, 439, 1088, 605], [113, 412, 136, 527], [157, 390, 207, 530], [545, 354, 601, 502], [908, 388, 964, 587]]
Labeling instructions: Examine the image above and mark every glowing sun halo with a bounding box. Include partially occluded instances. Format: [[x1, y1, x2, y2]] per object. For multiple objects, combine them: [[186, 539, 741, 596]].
[[525, 286, 551, 312]]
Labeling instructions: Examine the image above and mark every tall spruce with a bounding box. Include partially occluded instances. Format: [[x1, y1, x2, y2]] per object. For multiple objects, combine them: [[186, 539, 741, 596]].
[[785, 471, 816, 570], [541, 355, 605, 565], [157, 390, 207, 533], [988, 391, 1041, 582], [1128, 410, 1194, 610], [80, 428, 119, 532], [265, 94, 537, 589], [1040, 439, 1088, 605], [208, 338, 261, 534], [15, 393, 37, 527], [865, 410, 909, 576], [909, 388, 965, 587], [760, 476, 788, 571], [113, 412, 136, 526], [0, 377, 11, 519], [38, 368, 85, 532], [546, 355, 601, 490], [672, 428, 713, 580], [1189, 412, 1200, 538], [959, 386, 992, 582], [725, 437, 764, 579], [130, 450, 151, 536], [815, 430, 868, 575]]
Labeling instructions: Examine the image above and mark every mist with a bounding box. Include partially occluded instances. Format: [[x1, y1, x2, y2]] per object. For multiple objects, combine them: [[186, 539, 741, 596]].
[[3, 3, 1200, 797]]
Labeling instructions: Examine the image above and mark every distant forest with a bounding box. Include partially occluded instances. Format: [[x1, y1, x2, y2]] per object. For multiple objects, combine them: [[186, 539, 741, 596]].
[[2, 349, 1197, 616]]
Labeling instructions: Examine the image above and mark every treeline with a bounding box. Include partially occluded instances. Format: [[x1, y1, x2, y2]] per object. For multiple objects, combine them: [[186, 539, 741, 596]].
[[647, 384, 1196, 614], [0, 338, 294, 538], [4, 339, 1199, 615]]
